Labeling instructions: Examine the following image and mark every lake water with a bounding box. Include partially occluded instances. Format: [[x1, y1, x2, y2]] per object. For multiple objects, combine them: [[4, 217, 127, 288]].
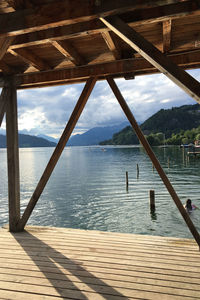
[[0, 146, 200, 239]]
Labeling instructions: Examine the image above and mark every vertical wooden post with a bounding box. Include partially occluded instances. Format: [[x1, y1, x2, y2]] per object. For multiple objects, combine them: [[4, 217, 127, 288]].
[[6, 82, 20, 232], [107, 76, 200, 248], [136, 163, 139, 179], [182, 147, 185, 165], [18, 77, 97, 231], [149, 190, 155, 211], [126, 171, 128, 191]]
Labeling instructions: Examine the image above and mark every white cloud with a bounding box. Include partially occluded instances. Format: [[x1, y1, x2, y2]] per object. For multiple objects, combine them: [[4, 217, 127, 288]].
[[12, 69, 199, 137], [145, 99, 155, 103], [160, 99, 171, 103], [61, 86, 80, 98], [18, 108, 46, 131]]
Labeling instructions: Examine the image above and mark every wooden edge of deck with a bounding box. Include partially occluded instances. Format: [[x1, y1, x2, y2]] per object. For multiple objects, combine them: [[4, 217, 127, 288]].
[[0, 225, 200, 300], [1, 224, 197, 247]]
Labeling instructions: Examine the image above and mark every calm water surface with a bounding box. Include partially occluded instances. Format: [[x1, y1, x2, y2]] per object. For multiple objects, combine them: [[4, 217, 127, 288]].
[[0, 146, 199, 239]]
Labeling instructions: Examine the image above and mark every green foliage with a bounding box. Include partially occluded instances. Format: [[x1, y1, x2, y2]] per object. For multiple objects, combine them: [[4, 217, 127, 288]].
[[100, 126, 139, 145], [100, 103, 200, 146], [196, 133, 200, 141], [141, 103, 200, 137]]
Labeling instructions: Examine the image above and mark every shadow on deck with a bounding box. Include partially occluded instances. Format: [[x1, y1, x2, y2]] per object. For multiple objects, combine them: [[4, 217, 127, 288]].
[[0, 226, 200, 299]]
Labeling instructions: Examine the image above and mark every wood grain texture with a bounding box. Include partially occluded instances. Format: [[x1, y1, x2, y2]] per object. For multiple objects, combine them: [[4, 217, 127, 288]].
[[1, 1, 200, 85], [0, 225, 199, 299], [18, 77, 97, 230], [101, 16, 200, 103], [106, 76, 200, 247], [5, 83, 20, 232]]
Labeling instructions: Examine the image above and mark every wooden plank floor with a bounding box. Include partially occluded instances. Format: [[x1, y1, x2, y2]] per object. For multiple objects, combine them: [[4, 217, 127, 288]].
[[0, 226, 200, 299]]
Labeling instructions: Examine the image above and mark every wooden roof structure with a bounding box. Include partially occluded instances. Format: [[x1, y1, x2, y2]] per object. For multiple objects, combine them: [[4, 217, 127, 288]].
[[0, 0, 200, 94], [1, 0, 200, 248]]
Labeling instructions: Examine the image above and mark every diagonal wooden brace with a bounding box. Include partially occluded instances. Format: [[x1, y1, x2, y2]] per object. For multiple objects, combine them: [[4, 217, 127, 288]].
[[18, 77, 97, 231], [0, 87, 9, 127], [101, 16, 200, 104], [107, 76, 200, 249]]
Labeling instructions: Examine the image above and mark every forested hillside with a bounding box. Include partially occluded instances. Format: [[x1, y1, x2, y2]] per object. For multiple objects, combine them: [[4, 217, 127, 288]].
[[141, 104, 200, 136], [100, 104, 200, 146]]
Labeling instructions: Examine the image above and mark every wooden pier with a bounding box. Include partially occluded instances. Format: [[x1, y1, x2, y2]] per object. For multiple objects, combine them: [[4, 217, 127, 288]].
[[0, 226, 200, 300], [1, 3, 200, 298]]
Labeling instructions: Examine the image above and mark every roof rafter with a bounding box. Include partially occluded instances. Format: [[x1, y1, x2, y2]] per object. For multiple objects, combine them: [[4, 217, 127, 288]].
[[8, 48, 50, 71], [5, 0, 26, 9], [9, 1, 200, 50], [50, 40, 85, 66], [0, 36, 15, 60], [0, 37, 16, 74], [1, 1, 32, 74], [100, 15, 200, 103], [101, 31, 121, 60], [0, 0, 196, 38], [163, 19, 172, 53]]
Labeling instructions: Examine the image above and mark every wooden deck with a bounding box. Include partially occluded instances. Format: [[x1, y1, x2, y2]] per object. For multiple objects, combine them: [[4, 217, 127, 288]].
[[0, 226, 200, 300]]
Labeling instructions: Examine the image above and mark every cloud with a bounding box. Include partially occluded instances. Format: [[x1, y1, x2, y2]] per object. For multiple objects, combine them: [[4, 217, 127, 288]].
[[160, 99, 172, 103], [1, 69, 198, 137], [18, 108, 46, 131]]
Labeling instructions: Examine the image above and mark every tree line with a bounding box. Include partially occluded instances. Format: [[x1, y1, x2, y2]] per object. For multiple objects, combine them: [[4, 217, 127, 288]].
[[146, 126, 200, 146]]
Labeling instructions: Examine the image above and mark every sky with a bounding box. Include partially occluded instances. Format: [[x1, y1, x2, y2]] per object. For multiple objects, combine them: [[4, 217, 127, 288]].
[[1, 69, 200, 138]]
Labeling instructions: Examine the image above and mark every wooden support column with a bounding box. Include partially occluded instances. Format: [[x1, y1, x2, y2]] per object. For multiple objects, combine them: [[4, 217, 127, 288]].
[[5, 81, 20, 232], [18, 77, 97, 231], [107, 77, 200, 248], [101, 16, 200, 103]]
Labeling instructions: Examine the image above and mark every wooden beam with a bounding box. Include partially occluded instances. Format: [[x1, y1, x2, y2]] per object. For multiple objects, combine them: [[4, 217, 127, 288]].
[[5, 82, 20, 232], [0, 37, 14, 60], [101, 31, 121, 60], [14, 58, 137, 87], [18, 77, 97, 231], [9, 1, 200, 50], [0, 0, 195, 38], [0, 61, 14, 74], [6, 0, 25, 9], [8, 48, 50, 71], [10, 20, 102, 50], [0, 37, 19, 74], [51, 40, 85, 66], [107, 76, 200, 248], [13, 50, 200, 89], [163, 19, 172, 53], [100, 16, 200, 103]]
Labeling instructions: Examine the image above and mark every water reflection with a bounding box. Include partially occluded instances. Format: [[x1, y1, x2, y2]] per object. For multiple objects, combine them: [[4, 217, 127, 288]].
[[150, 209, 157, 221], [0, 146, 200, 239]]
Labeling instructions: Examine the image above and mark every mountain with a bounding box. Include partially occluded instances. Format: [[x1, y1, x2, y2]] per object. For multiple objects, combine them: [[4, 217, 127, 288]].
[[99, 126, 139, 145], [0, 134, 57, 148], [100, 103, 200, 145], [37, 134, 58, 144], [67, 122, 129, 146], [141, 104, 200, 137]]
